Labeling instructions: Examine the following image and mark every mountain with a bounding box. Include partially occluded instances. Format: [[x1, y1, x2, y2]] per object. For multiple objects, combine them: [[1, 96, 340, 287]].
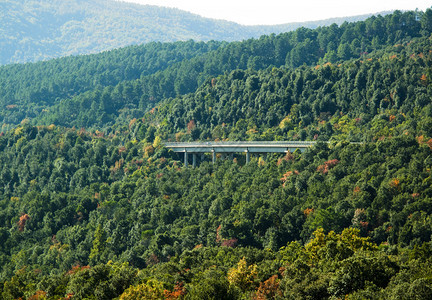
[[0, 9, 423, 130], [0, 0, 392, 65], [2, 8, 432, 299]]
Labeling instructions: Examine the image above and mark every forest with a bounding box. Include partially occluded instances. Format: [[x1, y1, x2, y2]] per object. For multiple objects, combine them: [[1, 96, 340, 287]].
[[1, 9, 432, 299], [0, 9, 424, 129]]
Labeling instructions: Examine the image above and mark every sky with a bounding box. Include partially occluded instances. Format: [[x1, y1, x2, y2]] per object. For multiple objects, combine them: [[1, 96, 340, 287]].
[[120, 0, 431, 25]]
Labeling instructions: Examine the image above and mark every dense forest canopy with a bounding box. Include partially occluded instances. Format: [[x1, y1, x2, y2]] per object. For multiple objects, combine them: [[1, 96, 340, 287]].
[[0, 9, 426, 131], [0, 0, 385, 65], [1, 8, 432, 299]]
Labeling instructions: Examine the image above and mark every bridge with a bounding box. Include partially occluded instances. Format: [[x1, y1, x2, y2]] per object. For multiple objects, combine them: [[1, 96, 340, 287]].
[[164, 141, 316, 167]]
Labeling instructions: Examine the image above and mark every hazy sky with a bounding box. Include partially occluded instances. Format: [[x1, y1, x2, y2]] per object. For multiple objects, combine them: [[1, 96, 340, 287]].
[[119, 0, 431, 25]]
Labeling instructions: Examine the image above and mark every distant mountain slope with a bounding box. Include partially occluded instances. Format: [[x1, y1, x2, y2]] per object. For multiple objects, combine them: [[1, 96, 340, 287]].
[[0, 0, 391, 65]]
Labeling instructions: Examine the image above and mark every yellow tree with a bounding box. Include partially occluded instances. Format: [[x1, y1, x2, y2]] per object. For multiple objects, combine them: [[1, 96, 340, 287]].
[[119, 280, 165, 300], [227, 257, 258, 292]]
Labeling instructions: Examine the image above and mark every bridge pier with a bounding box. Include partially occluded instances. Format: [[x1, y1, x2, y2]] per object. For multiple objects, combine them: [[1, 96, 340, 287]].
[[212, 149, 216, 164], [184, 151, 188, 167], [245, 149, 250, 163], [192, 153, 197, 168]]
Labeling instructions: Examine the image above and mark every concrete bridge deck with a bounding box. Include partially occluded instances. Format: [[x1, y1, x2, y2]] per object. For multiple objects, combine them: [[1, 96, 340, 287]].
[[164, 141, 316, 166]]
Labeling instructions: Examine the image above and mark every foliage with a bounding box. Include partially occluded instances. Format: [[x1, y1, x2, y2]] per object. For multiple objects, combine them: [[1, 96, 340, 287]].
[[1, 9, 432, 299], [0, 9, 428, 130]]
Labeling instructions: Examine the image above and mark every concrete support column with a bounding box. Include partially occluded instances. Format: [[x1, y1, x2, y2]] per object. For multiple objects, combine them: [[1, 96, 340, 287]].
[[192, 153, 197, 168], [184, 151, 188, 167], [245, 149, 250, 163], [212, 149, 216, 164]]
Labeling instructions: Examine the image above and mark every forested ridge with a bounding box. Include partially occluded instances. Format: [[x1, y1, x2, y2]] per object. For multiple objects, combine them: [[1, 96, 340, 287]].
[[1, 9, 432, 299], [0, 9, 425, 130]]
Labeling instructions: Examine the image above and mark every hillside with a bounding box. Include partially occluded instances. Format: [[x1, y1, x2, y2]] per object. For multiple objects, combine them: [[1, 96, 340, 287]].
[[1, 0, 390, 65], [0, 10, 424, 130], [144, 38, 432, 144], [1, 8, 432, 300]]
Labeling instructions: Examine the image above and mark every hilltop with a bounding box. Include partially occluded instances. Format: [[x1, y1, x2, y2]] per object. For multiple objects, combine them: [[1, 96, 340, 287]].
[[1, 0, 390, 65]]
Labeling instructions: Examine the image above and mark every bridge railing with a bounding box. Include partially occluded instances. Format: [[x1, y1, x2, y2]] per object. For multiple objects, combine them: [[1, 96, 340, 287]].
[[164, 141, 317, 147]]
